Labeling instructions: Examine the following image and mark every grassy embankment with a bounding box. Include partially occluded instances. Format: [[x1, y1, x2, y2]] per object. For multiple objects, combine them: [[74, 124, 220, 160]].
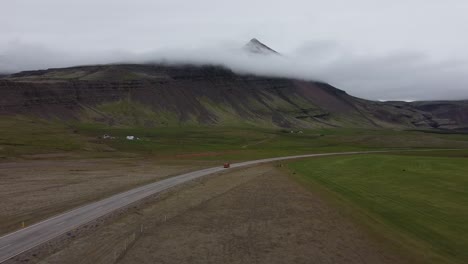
[[288, 151, 468, 264]]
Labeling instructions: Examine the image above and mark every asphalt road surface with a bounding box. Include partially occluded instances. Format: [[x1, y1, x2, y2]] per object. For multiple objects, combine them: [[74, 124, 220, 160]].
[[0, 151, 383, 263]]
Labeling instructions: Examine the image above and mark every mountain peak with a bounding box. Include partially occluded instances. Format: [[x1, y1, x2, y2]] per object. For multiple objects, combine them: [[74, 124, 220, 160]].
[[243, 38, 279, 55], [249, 38, 261, 44]]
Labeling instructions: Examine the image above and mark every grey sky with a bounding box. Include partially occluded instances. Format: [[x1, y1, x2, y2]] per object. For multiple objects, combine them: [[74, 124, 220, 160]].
[[1, 0, 468, 100]]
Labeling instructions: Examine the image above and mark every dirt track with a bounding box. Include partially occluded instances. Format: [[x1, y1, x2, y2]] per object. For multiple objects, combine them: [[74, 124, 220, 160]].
[[37, 164, 408, 264]]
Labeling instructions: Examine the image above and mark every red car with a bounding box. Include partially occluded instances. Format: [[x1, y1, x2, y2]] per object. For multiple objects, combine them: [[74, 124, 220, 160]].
[[223, 163, 230, 168]]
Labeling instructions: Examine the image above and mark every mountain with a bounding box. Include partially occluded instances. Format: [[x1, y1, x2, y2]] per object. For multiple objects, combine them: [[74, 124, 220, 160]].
[[243, 38, 280, 55], [1, 62, 467, 130], [0, 39, 467, 130]]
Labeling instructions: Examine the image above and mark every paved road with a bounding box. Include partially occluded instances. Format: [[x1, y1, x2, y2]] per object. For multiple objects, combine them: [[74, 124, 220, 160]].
[[0, 151, 384, 263]]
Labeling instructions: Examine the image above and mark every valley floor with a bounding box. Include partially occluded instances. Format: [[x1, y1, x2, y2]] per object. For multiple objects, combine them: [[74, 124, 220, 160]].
[[36, 165, 409, 264], [2, 121, 468, 263]]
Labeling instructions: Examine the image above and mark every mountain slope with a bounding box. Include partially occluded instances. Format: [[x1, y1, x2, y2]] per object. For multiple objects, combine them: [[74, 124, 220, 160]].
[[1, 63, 467, 129]]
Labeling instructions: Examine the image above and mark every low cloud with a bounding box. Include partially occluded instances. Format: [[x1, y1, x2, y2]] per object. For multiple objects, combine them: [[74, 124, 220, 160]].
[[1, 40, 467, 101]]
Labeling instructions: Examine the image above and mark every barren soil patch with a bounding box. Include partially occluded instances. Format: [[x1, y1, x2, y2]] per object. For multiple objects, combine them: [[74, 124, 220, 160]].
[[0, 158, 212, 235]]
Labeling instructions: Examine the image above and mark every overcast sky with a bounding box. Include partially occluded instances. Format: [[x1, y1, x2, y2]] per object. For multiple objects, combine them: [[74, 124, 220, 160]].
[[1, 0, 468, 100]]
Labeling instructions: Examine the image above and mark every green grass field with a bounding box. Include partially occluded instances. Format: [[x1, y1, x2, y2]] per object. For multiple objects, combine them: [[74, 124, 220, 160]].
[[2, 115, 468, 161], [288, 152, 468, 264], [0, 117, 87, 158], [67, 123, 468, 160]]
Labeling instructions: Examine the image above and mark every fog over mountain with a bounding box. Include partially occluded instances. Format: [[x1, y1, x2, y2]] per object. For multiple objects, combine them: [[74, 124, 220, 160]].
[[1, 0, 468, 101]]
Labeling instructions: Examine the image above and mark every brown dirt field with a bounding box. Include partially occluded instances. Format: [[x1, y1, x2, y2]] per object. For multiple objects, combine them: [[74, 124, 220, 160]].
[[36, 165, 409, 264], [0, 158, 213, 235]]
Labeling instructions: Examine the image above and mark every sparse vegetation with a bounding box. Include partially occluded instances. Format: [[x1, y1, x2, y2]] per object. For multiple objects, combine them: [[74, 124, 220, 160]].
[[93, 99, 178, 127]]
